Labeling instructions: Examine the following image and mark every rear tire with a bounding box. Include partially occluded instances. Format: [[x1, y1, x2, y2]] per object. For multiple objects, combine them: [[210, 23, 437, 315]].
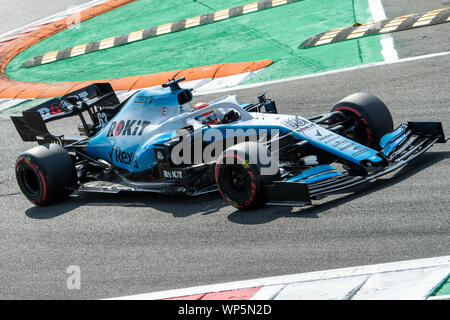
[[331, 92, 394, 150], [15, 143, 77, 206]]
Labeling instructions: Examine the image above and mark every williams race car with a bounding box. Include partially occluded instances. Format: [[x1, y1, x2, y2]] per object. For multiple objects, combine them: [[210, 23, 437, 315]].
[[11, 78, 446, 209]]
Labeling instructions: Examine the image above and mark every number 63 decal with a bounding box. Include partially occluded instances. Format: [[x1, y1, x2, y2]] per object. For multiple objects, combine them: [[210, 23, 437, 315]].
[[97, 112, 108, 126]]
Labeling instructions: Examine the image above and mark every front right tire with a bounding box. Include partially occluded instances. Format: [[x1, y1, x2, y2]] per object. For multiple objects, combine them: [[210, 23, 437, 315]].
[[331, 92, 394, 150]]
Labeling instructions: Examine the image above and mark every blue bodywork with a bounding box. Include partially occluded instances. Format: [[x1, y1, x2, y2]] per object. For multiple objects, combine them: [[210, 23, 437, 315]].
[[86, 88, 182, 172], [10, 79, 446, 207], [85, 86, 385, 174]]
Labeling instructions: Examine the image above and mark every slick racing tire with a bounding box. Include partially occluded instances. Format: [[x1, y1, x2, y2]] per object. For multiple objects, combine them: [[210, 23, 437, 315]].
[[15, 143, 77, 206], [215, 142, 280, 210], [331, 92, 394, 150]]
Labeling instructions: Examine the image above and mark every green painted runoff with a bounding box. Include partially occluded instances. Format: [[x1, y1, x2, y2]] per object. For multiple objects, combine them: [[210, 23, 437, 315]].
[[5, 0, 384, 84]]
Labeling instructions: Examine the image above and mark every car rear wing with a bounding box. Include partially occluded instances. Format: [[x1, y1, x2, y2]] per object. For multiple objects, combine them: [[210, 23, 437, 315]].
[[11, 83, 121, 143]]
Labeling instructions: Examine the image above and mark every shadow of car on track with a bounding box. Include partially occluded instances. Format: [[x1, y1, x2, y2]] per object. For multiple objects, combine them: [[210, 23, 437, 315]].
[[24, 190, 228, 220], [25, 151, 449, 222]]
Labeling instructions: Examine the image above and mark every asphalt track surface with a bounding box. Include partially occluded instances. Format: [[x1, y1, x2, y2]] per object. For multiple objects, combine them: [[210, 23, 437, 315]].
[[0, 0, 449, 299]]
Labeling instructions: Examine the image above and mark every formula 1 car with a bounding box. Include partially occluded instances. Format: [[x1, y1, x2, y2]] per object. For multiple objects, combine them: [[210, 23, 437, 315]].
[[11, 78, 446, 209]]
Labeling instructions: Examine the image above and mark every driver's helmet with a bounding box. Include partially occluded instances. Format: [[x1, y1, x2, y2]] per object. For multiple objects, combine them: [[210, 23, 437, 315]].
[[192, 102, 218, 125]]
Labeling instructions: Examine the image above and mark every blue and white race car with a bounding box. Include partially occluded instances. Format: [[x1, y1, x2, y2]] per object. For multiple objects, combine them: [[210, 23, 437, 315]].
[[11, 78, 446, 209]]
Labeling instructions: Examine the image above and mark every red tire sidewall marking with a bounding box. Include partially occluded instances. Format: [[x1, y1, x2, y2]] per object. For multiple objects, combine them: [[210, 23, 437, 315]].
[[16, 156, 47, 204], [215, 152, 258, 209], [37, 170, 47, 204]]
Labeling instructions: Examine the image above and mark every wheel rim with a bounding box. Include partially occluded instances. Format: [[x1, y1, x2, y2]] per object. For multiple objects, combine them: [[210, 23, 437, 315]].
[[345, 117, 368, 145], [222, 165, 250, 197], [21, 167, 41, 197], [333, 108, 370, 147]]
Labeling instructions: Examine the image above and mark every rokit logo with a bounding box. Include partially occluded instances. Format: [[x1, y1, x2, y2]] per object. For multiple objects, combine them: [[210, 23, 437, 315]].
[[106, 120, 150, 137], [163, 170, 183, 179], [108, 146, 139, 168]]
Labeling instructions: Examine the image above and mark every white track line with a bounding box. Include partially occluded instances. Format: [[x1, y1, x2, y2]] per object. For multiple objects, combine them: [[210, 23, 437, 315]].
[[428, 294, 450, 300], [196, 50, 450, 95], [0, 0, 108, 40], [106, 256, 450, 300], [3, 51, 446, 113], [368, 0, 399, 62], [368, 0, 388, 22]]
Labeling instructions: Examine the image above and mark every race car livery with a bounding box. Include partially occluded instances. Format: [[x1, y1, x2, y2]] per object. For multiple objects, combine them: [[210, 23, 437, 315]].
[[11, 78, 446, 209]]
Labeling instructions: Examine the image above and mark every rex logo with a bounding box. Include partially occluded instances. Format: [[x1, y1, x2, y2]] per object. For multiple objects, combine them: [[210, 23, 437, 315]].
[[106, 120, 151, 137], [108, 146, 139, 168]]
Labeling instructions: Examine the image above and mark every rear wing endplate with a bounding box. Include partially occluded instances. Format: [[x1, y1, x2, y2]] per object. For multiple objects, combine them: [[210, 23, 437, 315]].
[[10, 83, 121, 142]]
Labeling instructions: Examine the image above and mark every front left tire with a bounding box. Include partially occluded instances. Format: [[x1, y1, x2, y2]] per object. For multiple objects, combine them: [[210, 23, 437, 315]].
[[215, 142, 279, 210]]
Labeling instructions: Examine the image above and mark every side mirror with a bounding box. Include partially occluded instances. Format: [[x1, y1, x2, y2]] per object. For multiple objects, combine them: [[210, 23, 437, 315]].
[[257, 91, 267, 104], [264, 100, 278, 114]]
